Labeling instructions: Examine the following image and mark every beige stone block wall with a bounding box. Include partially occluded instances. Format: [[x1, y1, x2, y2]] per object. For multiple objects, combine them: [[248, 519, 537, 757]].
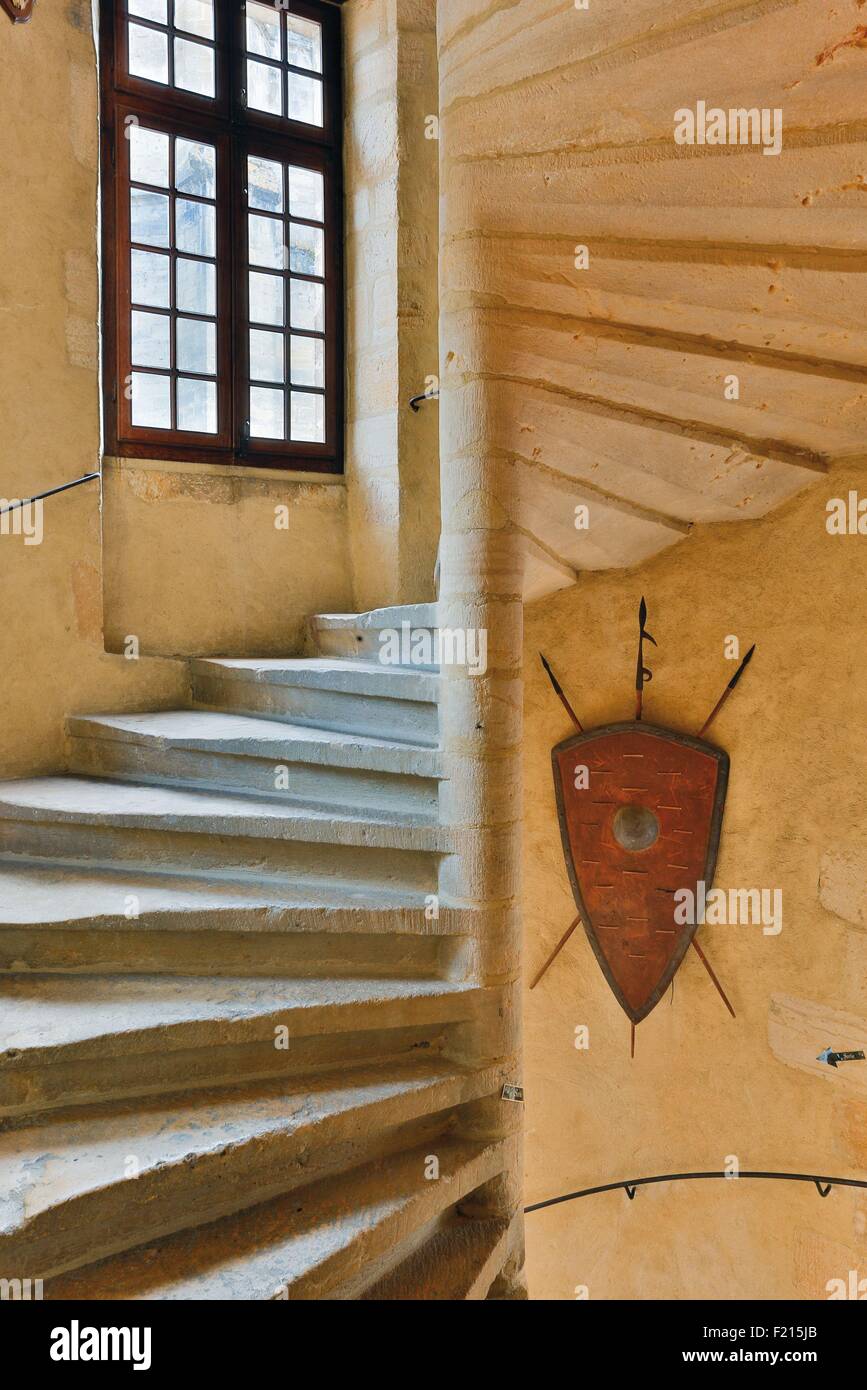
[[0, 0, 187, 777], [0, 1, 358, 773], [345, 0, 440, 609], [522, 464, 867, 1300]]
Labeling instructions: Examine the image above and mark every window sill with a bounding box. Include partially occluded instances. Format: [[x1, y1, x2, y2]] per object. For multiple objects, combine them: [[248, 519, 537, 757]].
[[102, 455, 346, 486]]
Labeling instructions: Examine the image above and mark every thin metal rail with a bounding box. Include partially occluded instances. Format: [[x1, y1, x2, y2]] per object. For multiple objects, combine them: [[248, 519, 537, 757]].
[[0, 472, 100, 517], [526, 1170, 867, 1212]]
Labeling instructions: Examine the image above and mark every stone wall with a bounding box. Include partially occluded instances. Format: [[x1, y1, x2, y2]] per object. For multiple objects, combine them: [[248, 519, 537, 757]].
[[345, 0, 440, 610], [0, 0, 187, 776], [523, 463, 867, 1299], [0, 0, 441, 772]]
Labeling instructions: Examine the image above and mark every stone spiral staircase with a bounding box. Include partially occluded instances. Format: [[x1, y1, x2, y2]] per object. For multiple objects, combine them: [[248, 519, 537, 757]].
[[0, 605, 517, 1300]]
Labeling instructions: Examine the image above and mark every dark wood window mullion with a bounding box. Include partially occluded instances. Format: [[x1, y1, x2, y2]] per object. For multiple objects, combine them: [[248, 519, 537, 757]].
[[168, 132, 177, 431]]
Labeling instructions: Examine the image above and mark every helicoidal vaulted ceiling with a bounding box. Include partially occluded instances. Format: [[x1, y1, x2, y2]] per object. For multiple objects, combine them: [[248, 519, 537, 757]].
[[438, 0, 867, 600]]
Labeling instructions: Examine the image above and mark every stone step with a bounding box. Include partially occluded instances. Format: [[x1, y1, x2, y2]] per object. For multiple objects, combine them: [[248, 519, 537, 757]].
[[0, 1059, 502, 1281], [0, 778, 446, 891], [191, 657, 439, 746], [307, 604, 439, 665], [45, 1137, 509, 1300], [360, 1213, 511, 1300], [0, 865, 463, 978], [0, 973, 489, 1119], [67, 711, 441, 820]]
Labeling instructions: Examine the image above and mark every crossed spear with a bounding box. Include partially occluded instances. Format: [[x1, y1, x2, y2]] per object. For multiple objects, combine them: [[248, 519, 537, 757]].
[[533, 599, 755, 1033]]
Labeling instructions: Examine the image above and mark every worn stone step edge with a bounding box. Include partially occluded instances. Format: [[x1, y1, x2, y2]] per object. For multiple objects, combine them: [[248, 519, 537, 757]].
[[45, 1137, 510, 1300], [0, 863, 466, 935], [0, 778, 452, 854], [0, 1060, 505, 1281], [66, 712, 444, 779], [190, 656, 440, 703]]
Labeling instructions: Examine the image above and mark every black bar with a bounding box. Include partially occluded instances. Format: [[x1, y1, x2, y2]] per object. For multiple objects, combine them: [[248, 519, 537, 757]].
[[526, 1169, 867, 1213], [0, 473, 100, 516]]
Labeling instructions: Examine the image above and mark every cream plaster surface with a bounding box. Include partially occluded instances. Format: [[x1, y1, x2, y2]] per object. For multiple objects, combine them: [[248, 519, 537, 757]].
[[523, 464, 867, 1300], [0, 1, 362, 771]]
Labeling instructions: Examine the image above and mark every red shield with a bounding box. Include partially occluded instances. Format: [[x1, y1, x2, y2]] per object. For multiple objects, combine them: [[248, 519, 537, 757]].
[[552, 722, 729, 1022]]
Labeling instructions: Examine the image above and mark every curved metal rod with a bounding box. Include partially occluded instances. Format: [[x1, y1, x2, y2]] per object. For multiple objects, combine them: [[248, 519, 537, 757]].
[[0, 472, 100, 516], [525, 1170, 867, 1213], [408, 390, 439, 413]]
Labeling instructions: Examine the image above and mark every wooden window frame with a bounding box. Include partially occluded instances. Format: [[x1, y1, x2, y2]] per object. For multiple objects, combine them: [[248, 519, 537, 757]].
[[99, 0, 344, 474]]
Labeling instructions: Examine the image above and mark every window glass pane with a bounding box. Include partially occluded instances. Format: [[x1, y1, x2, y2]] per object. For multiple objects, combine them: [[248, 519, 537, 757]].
[[175, 138, 216, 199], [131, 310, 171, 368], [177, 317, 216, 374], [289, 223, 323, 277], [129, 24, 169, 85], [129, 125, 169, 188], [287, 72, 322, 126], [177, 257, 216, 315], [176, 198, 216, 256], [247, 156, 283, 213], [288, 165, 324, 222], [290, 334, 324, 388], [286, 13, 321, 72], [174, 37, 216, 97], [131, 188, 170, 246], [290, 390, 324, 442], [247, 58, 283, 115], [246, 1, 281, 59], [250, 386, 284, 438], [289, 278, 324, 331], [131, 249, 171, 307], [129, 0, 167, 21], [249, 328, 285, 383], [177, 376, 217, 432], [174, 0, 214, 40], [249, 213, 284, 269], [131, 372, 171, 428], [249, 271, 284, 326]]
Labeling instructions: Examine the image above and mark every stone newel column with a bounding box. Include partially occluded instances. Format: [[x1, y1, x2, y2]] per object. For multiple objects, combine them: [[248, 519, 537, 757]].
[[436, 195, 526, 1296]]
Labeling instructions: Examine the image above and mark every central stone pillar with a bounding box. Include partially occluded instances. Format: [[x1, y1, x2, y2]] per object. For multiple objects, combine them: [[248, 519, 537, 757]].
[[436, 14, 526, 1289]]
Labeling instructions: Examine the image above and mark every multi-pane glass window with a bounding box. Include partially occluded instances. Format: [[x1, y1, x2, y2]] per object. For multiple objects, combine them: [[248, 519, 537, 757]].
[[101, 0, 342, 472]]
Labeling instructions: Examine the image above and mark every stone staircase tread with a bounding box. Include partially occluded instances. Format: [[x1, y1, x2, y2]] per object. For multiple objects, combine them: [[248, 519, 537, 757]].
[[311, 604, 437, 630], [0, 974, 479, 1058], [0, 777, 450, 851], [0, 864, 440, 927], [67, 710, 443, 775], [192, 655, 439, 701], [0, 1059, 491, 1254], [46, 1138, 505, 1300]]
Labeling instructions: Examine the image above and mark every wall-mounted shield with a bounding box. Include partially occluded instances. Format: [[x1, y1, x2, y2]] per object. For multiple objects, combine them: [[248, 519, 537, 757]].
[[2, 0, 36, 23], [552, 722, 729, 1023]]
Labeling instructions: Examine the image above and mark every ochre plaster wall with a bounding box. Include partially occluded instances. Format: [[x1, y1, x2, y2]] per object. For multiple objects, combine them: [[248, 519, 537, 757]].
[[523, 463, 867, 1300], [0, 1, 187, 776], [0, 0, 355, 775]]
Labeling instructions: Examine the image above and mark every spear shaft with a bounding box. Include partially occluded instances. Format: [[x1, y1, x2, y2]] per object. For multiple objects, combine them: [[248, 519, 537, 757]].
[[529, 914, 581, 989], [539, 653, 583, 732], [691, 939, 736, 1018], [696, 644, 756, 738]]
